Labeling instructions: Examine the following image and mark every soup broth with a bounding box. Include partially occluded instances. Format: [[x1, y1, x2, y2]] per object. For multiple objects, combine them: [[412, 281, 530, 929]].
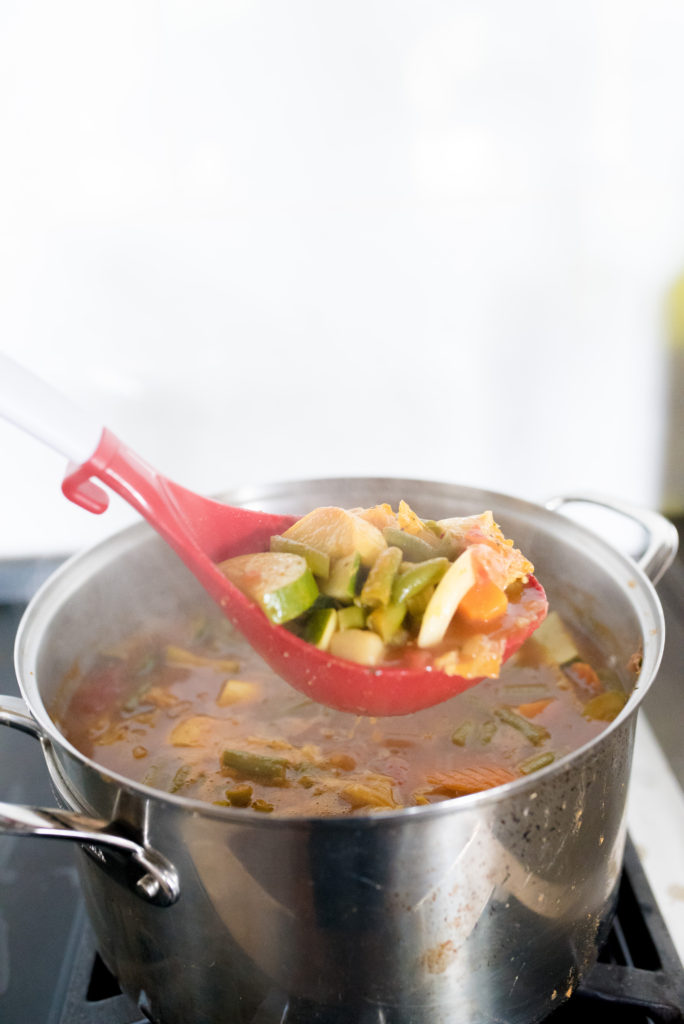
[[53, 602, 632, 817]]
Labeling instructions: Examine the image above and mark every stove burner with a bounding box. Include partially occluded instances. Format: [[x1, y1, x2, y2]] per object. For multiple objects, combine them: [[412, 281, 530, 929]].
[[53, 838, 682, 1024]]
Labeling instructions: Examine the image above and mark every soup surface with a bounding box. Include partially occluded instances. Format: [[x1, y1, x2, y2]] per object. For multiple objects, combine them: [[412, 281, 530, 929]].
[[54, 604, 632, 817]]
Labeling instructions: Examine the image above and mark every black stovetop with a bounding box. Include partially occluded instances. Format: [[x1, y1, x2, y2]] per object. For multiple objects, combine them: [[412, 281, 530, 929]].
[[1, 561, 683, 1023]]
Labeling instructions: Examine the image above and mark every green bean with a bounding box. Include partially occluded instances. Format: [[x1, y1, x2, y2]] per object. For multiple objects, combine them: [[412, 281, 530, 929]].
[[451, 721, 475, 746], [518, 751, 556, 775], [478, 720, 498, 745], [494, 707, 550, 746], [221, 748, 288, 783], [392, 558, 450, 605]]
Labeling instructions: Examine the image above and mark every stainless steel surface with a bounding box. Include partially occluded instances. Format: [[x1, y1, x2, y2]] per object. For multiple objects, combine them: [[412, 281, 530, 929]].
[[0, 479, 674, 1024]]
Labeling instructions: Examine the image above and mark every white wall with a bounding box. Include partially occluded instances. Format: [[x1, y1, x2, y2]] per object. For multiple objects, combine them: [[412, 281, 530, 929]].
[[1, 0, 683, 556]]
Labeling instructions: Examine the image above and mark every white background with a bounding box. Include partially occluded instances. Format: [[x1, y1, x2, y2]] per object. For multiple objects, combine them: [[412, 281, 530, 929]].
[[2, 0, 684, 556]]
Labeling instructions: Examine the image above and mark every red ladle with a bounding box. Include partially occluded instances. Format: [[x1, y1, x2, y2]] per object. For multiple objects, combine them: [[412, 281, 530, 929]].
[[1, 356, 546, 716]]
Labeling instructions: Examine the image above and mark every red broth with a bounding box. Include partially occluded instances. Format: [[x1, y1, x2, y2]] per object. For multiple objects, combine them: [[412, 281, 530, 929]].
[[52, 602, 634, 817]]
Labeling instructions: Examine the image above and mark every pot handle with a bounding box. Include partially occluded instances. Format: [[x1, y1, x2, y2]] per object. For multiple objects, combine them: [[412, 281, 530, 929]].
[[545, 494, 679, 585], [0, 695, 180, 907]]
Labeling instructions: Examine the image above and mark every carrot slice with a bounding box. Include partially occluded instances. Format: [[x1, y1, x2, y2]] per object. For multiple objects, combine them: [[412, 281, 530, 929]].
[[564, 661, 602, 692], [426, 764, 517, 796], [458, 579, 509, 623], [517, 698, 555, 718]]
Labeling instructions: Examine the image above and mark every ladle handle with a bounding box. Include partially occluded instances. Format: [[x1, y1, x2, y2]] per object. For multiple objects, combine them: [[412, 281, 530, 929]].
[[0, 352, 104, 464]]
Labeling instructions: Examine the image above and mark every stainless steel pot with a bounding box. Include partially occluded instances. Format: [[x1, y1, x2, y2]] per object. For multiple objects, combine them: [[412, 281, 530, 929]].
[[0, 479, 677, 1024]]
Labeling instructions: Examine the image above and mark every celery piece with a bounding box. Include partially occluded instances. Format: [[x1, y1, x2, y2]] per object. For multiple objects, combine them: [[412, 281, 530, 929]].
[[367, 601, 407, 643], [518, 751, 556, 775], [360, 546, 403, 609], [392, 557, 450, 605], [500, 683, 553, 704], [337, 605, 367, 631], [304, 607, 337, 650], [320, 552, 362, 603], [270, 534, 330, 579], [494, 707, 550, 746], [221, 749, 289, 784]]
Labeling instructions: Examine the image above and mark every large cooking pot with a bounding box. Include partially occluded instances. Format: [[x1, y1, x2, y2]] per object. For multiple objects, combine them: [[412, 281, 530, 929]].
[[0, 479, 677, 1024]]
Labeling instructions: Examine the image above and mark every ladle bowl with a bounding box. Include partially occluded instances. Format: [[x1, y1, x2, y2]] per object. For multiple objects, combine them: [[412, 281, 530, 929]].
[[0, 354, 546, 715]]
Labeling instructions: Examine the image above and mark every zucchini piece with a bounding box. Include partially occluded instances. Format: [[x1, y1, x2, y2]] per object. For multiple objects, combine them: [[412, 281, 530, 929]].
[[218, 552, 319, 624], [304, 607, 338, 650], [392, 557, 450, 605], [367, 601, 407, 643], [320, 552, 362, 603], [533, 611, 580, 666], [329, 628, 385, 666], [337, 605, 367, 631], [360, 546, 403, 609], [270, 535, 330, 579]]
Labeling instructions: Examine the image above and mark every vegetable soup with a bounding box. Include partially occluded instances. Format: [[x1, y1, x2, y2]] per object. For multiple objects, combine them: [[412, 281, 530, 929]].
[[54, 606, 631, 817]]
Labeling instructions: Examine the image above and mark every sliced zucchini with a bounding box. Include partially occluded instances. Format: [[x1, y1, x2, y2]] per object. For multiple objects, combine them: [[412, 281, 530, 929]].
[[218, 552, 319, 624], [367, 601, 407, 643], [304, 607, 338, 650], [337, 605, 367, 631], [270, 534, 330, 579], [320, 552, 362, 603]]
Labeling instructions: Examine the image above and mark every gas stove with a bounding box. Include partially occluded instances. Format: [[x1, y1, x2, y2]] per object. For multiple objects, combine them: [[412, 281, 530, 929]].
[[1, 559, 683, 1024]]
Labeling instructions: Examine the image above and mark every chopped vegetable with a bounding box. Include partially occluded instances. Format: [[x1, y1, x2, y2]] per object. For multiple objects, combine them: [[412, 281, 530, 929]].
[[494, 706, 550, 746], [533, 611, 580, 665], [304, 607, 338, 650], [417, 548, 478, 648], [563, 661, 602, 692], [270, 535, 330, 579], [165, 646, 240, 673], [517, 698, 555, 718], [216, 679, 261, 706], [319, 552, 361, 602], [426, 764, 517, 796], [582, 690, 627, 722], [218, 552, 319, 624], [451, 720, 475, 746], [518, 751, 556, 775], [367, 602, 407, 643], [458, 579, 509, 623], [329, 628, 385, 666], [281, 506, 386, 566], [221, 748, 289, 784], [391, 558, 449, 605], [359, 546, 403, 608]]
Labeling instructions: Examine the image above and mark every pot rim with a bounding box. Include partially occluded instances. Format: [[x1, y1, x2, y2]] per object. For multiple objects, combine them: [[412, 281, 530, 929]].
[[14, 476, 667, 827]]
